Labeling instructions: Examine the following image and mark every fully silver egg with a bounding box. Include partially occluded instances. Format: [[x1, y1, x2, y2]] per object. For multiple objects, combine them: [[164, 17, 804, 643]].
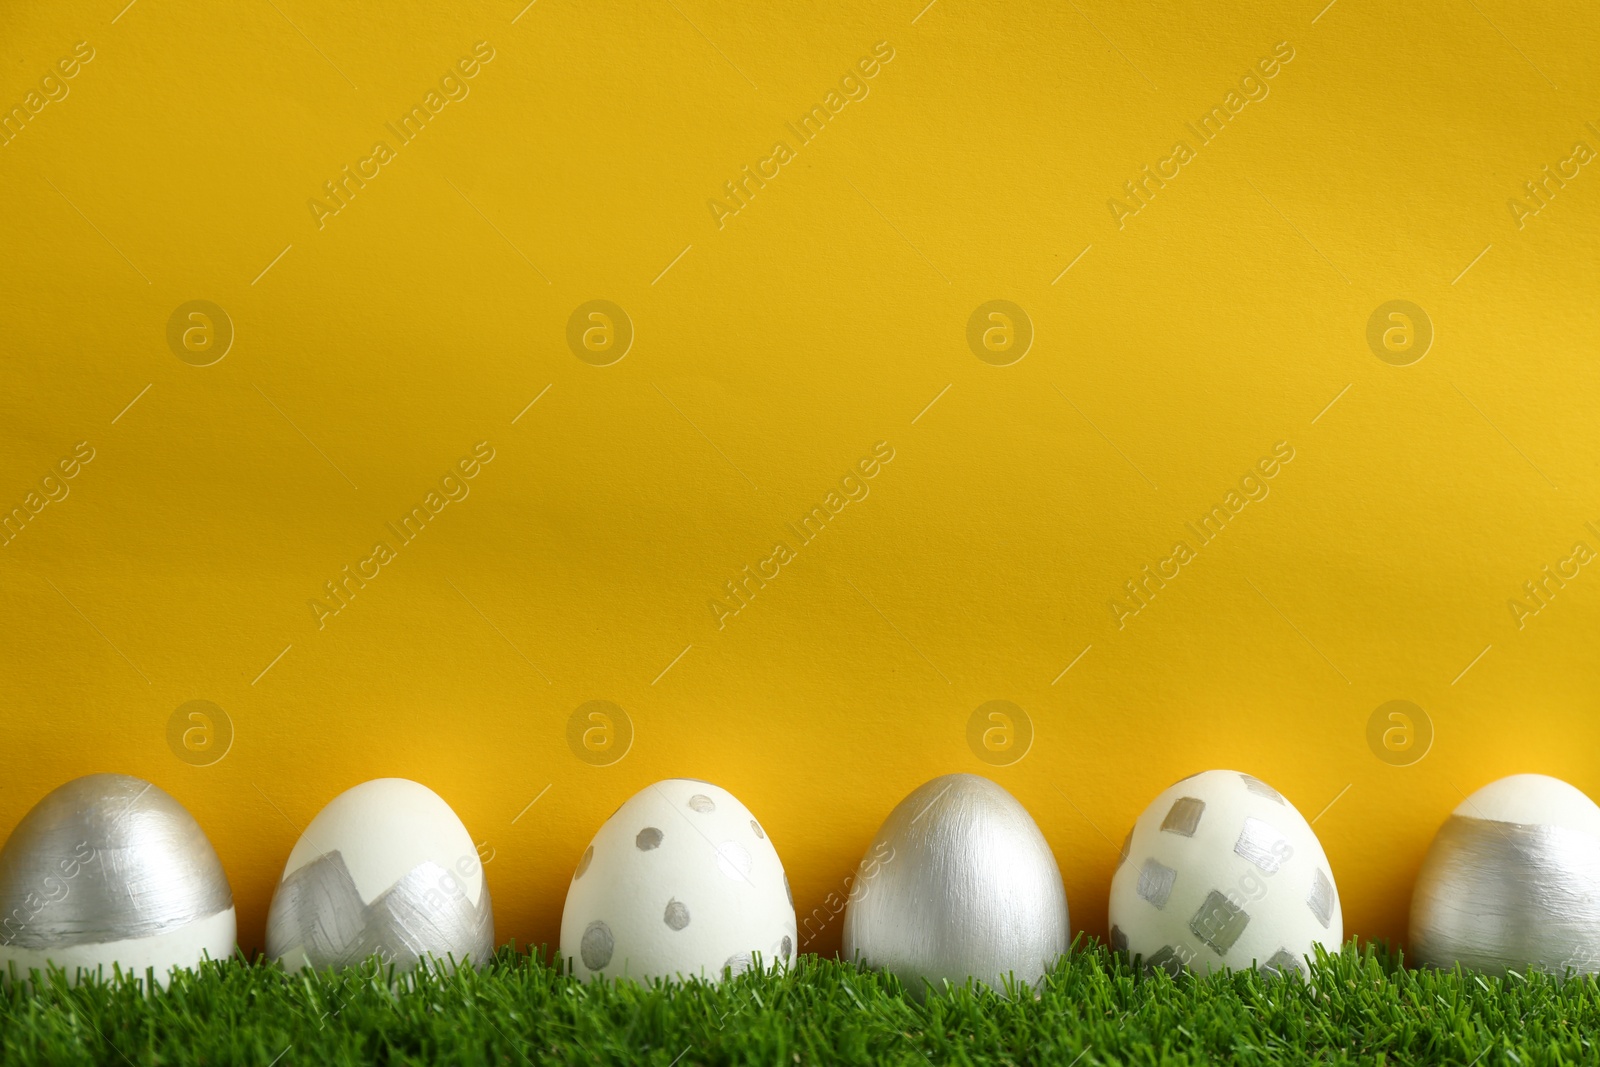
[[0, 774, 235, 983], [1411, 773, 1600, 976], [841, 773, 1070, 995]]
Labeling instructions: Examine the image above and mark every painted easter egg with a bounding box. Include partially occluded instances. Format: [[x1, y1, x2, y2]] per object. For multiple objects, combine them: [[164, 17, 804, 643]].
[[560, 779, 795, 982], [266, 778, 492, 972], [841, 773, 1070, 995], [1109, 770, 1341, 977], [1411, 773, 1600, 975], [0, 774, 235, 983]]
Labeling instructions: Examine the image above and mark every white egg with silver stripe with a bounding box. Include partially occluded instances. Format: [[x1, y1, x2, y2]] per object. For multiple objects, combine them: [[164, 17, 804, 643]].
[[0, 774, 236, 985], [1411, 773, 1600, 976], [266, 778, 493, 973]]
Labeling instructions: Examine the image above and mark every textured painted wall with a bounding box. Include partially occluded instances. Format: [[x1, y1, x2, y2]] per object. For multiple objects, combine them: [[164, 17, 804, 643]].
[[2, 0, 1597, 960]]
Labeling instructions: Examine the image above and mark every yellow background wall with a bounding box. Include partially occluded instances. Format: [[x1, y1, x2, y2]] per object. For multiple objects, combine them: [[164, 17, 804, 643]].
[[2, 0, 1598, 961]]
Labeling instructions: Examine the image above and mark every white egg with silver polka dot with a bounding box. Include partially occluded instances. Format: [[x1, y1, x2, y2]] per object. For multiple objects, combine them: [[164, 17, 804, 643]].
[[1108, 770, 1342, 978], [560, 779, 796, 982]]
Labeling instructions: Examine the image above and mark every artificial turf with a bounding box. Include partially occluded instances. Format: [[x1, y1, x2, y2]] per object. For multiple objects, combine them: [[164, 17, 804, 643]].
[[0, 940, 1594, 1066]]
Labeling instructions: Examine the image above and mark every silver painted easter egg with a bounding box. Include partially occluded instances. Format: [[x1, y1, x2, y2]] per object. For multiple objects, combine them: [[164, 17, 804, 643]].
[[1411, 773, 1600, 976], [1109, 770, 1341, 978], [266, 778, 493, 973], [841, 773, 1070, 995], [0, 774, 235, 983], [560, 779, 796, 983]]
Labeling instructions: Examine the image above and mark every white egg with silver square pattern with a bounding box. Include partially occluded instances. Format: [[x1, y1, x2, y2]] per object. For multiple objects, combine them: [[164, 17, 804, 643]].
[[1108, 769, 1341, 977], [560, 779, 796, 982]]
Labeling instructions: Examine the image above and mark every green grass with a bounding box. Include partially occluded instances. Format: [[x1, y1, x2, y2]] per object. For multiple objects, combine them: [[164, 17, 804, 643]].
[[2, 940, 1598, 1065]]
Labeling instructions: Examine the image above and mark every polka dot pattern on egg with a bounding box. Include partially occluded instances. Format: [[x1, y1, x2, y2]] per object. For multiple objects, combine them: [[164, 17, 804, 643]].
[[580, 921, 613, 970], [559, 779, 797, 984]]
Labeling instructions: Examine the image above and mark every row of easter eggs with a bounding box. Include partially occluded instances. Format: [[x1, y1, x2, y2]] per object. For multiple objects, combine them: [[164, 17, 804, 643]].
[[2, 769, 1598, 987]]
